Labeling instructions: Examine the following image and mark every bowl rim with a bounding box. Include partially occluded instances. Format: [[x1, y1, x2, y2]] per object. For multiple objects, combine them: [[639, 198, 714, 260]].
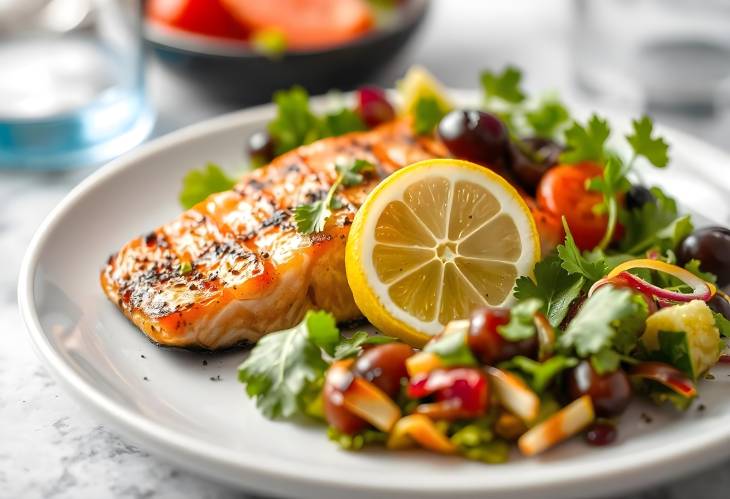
[[144, 0, 429, 58]]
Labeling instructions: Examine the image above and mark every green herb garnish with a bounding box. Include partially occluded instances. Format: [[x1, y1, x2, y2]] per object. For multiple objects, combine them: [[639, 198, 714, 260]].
[[179, 163, 237, 209], [293, 159, 375, 234]]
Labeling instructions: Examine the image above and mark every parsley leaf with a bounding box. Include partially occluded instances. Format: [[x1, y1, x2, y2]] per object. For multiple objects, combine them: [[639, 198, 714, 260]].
[[619, 187, 693, 254], [586, 156, 632, 249], [514, 255, 585, 327], [498, 299, 543, 341], [557, 219, 608, 283], [626, 116, 670, 168], [267, 87, 368, 155], [305, 310, 340, 356], [503, 355, 578, 393], [333, 332, 397, 360], [423, 325, 478, 367], [238, 311, 330, 418], [525, 99, 570, 139], [590, 348, 621, 374], [294, 159, 375, 234], [268, 86, 324, 155], [293, 200, 330, 234], [413, 97, 447, 135], [322, 108, 367, 136], [480, 66, 526, 104], [559, 286, 645, 358], [179, 163, 237, 209], [559, 114, 610, 164], [338, 158, 376, 187]]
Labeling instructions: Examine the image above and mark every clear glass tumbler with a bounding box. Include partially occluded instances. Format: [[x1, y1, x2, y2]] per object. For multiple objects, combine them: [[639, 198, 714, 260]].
[[0, 0, 154, 170], [573, 0, 730, 113]]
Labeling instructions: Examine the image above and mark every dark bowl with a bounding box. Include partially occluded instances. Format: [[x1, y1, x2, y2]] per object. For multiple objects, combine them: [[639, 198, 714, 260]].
[[145, 0, 429, 106]]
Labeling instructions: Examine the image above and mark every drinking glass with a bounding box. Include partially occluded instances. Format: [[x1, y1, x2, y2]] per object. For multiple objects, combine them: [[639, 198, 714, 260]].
[[0, 0, 154, 170]]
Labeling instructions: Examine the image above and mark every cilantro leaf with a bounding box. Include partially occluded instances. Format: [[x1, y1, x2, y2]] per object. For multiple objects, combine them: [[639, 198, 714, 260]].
[[557, 219, 608, 283], [620, 187, 693, 254], [626, 116, 669, 168], [559, 114, 610, 164], [480, 66, 526, 104], [238, 311, 330, 418], [423, 325, 478, 367], [305, 310, 340, 356], [294, 159, 375, 234], [322, 108, 367, 136], [293, 200, 330, 234], [590, 348, 621, 375], [497, 298, 542, 341], [559, 286, 644, 358], [585, 156, 631, 249], [514, 256, 585, 327], [525, 99, 570, 138], [268, 86, 324, 155], [413, 97, 447, 135], [179, 163, 237, 209], [502, 355, 578, 393], [337, 159, 376, 187], [334, 332, 397, 360]]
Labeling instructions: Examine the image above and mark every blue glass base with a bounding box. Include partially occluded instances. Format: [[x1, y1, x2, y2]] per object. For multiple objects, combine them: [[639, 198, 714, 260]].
[[0, 93, 155, 171]]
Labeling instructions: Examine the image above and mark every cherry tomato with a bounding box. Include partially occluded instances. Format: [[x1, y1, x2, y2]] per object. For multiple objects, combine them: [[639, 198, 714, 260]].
[[467, 307, 537, 365], [147, 0, 248, 39], [323, 360, 367, 435], [352, 343, 414, 398], [537, 162, 607, 250], [408, 368, 489, 419]]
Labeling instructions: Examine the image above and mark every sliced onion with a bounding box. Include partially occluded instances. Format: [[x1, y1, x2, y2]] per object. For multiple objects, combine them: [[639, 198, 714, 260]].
[[594, 258, 716, 303]]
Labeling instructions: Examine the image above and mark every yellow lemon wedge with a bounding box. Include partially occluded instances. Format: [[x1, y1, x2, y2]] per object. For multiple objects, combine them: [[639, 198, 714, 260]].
[[346, 159, 540, 347], [396, 65, 454, 116]]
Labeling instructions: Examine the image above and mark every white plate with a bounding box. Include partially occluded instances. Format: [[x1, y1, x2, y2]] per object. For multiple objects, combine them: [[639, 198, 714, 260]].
[[19, 94, 730, 499]]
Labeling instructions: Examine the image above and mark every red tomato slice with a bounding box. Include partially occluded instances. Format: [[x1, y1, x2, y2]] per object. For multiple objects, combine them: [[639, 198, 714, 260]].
[[537, 162, 607, 251], [220, 0, 374, 50], [147, 0, 248, 39]]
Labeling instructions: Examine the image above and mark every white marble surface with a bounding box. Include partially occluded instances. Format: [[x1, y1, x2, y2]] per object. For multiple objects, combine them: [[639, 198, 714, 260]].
[[4, 1, 730, 498]]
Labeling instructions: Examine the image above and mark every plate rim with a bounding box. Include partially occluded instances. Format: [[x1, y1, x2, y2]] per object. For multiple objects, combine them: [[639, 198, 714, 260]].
[[17, 96, 730, 498]]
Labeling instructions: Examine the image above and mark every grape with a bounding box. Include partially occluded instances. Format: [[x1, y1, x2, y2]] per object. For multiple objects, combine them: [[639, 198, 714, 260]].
[[507, 137, 562, 193], [676, 227, 730, 288], [437, 110, 509, 166], [246, 131, 275, 166], [567, 361, 632, 417], [352, 343, 414, 397], [467, 307, 537, 365], [356, 86, 395, 128], [625, 185, 656, 211]]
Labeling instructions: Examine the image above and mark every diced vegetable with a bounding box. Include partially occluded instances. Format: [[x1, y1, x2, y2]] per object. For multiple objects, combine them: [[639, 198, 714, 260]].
[[409, 368, 489, 420], [641, 300, 721, 379], [341, 376, 401, 432], [387, 415, 457, 454], [630, 361, 697, 398], [486, 367, 540, 424], [406, 352, 444, 377], [518, 395, 595, 456]]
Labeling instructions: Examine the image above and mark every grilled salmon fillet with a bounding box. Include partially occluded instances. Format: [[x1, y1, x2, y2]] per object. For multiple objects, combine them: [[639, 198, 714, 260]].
[[101, 119, 561, 349]]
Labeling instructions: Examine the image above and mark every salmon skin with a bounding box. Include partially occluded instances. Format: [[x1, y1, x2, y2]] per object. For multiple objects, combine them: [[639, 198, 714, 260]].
[[101, 119, 561, 349]]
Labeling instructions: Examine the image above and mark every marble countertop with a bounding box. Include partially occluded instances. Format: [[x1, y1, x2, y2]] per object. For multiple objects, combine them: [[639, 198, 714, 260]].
[[4, 1, 730, 497]]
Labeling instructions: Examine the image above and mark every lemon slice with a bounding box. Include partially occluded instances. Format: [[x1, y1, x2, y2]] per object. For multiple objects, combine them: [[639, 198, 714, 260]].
[[397, 65, 454, 116], [346, 159, 540, 346]]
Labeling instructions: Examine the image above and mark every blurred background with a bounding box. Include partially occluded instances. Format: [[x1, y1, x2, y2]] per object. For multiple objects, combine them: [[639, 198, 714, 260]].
[[3, 0, 730, 498]]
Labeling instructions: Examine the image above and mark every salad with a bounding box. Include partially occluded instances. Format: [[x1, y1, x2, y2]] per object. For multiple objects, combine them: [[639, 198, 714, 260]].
[[184, 66, 730, 461]]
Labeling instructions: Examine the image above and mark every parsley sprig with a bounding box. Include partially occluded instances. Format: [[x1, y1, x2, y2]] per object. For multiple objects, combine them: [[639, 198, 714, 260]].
[[293, 159, 375, 234], [179, 163, 237, 209], [238, 310, 394, 419]]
